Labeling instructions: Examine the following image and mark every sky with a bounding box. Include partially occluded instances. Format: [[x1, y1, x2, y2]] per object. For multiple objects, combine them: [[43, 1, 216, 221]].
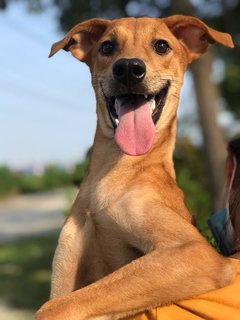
[[1, 2, 239, 170], [0, 2, 97, 169]]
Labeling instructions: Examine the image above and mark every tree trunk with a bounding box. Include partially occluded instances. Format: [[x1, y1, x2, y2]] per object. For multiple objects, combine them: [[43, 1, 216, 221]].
[[190, 51, 226, 210]]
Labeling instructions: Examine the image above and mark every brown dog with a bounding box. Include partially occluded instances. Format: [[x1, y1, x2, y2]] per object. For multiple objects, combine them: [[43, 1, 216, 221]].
[[36, 16, 234, 320]]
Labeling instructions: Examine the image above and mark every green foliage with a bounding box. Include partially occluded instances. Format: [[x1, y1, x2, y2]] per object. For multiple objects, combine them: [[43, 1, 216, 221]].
[[174, 140, 214, 240], [0, 236, 58, 311], [175, 140, 211, 215], [18, 175, 45, 194], [0, 161, 88, 197], [71, 159, 88, 186], [43, 165, 71, 189], [221, 62, 240, 119], [0, 166, 19, 196], [177, 167, 211, 217]]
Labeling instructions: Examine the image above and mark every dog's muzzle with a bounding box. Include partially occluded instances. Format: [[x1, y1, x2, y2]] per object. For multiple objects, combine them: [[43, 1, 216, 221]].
[[102, 58, 170, 156]]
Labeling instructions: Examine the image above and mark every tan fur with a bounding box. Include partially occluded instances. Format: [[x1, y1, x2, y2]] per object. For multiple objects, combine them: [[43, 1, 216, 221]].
[[36, 16, 235, 320]]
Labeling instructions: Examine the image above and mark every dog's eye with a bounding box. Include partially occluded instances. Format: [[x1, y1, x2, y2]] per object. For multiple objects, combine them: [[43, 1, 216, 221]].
[[100, 41, 115, 56], [153, 40, 171, 55]]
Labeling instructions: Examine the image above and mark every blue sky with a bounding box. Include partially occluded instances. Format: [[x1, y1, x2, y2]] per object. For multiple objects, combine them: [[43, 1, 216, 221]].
[[0, 2, 97, 169], [2, 2, 238, 169]]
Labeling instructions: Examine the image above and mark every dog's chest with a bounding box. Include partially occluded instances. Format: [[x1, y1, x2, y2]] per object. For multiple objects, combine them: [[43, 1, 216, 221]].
[[76, 165, 147, 277], [84, 166, 130, 213], [80, 209, 143, 282]]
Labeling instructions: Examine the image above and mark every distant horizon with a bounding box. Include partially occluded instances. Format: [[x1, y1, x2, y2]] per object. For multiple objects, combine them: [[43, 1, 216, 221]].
[[2, 162, 82, 173], [0, 158, 87, 171]]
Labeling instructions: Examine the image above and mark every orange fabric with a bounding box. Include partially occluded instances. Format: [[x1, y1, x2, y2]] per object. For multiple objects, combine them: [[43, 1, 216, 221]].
[[129, 259, 240, 320]]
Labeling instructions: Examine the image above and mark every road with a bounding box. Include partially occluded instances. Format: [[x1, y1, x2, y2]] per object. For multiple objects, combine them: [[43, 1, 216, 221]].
[[0, 189, 75, 244]]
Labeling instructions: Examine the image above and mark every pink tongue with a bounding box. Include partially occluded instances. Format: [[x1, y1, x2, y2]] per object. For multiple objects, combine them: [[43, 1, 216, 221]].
[[115, 98, 155, 156]]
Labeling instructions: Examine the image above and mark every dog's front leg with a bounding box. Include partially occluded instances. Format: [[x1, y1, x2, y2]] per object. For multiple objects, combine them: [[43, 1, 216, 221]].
[[50, 213, 84, 298], [36, 244, 234, 320], [50, 200, 107, 299], [36, 204, 235, 320]]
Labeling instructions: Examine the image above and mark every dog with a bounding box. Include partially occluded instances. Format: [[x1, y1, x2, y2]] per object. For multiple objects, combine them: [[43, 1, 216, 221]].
[[36, 15, 235, 320]]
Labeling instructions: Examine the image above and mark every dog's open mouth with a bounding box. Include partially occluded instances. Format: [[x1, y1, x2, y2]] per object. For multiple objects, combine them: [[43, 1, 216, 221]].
[[106, 82, 170, 128], [105, 81, 170, 156]]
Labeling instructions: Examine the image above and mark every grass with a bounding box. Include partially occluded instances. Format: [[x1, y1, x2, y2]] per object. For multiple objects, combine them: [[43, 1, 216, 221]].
[[0, 235, 58, 312]]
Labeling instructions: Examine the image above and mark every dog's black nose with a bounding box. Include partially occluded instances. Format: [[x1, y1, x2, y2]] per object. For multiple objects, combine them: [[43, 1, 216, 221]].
[[112, 58, 146, 86]]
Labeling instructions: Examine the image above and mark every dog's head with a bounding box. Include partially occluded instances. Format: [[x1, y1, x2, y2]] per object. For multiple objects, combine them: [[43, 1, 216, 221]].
[[50, 16, 233, 156]]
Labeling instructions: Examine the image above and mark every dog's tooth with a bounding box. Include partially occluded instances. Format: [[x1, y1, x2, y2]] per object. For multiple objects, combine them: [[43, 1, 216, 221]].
[[144, 94, 148, 99], [151, 100, 156, 113], [115, 119, 119, 125]]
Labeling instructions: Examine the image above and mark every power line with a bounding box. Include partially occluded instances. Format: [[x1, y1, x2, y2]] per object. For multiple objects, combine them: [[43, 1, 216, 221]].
[[0, 79, 95, 115], [0, 23, 81, 81], [0, 12, 96, 115], [0, 19, 94, 110], [2, 13, 57, 48], [0, 59, 92, 106]]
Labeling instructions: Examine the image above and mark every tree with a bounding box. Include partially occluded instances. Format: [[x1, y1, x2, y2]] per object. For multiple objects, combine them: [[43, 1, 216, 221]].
[[0, 166, 19, 196], [43, 165, 71, 189], [0, 0, 6, 9]]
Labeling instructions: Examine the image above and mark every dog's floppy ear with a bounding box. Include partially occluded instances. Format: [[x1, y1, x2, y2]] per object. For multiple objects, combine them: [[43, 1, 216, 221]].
[[49, 18, 110, 61], [163, 15, 234, 63]]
